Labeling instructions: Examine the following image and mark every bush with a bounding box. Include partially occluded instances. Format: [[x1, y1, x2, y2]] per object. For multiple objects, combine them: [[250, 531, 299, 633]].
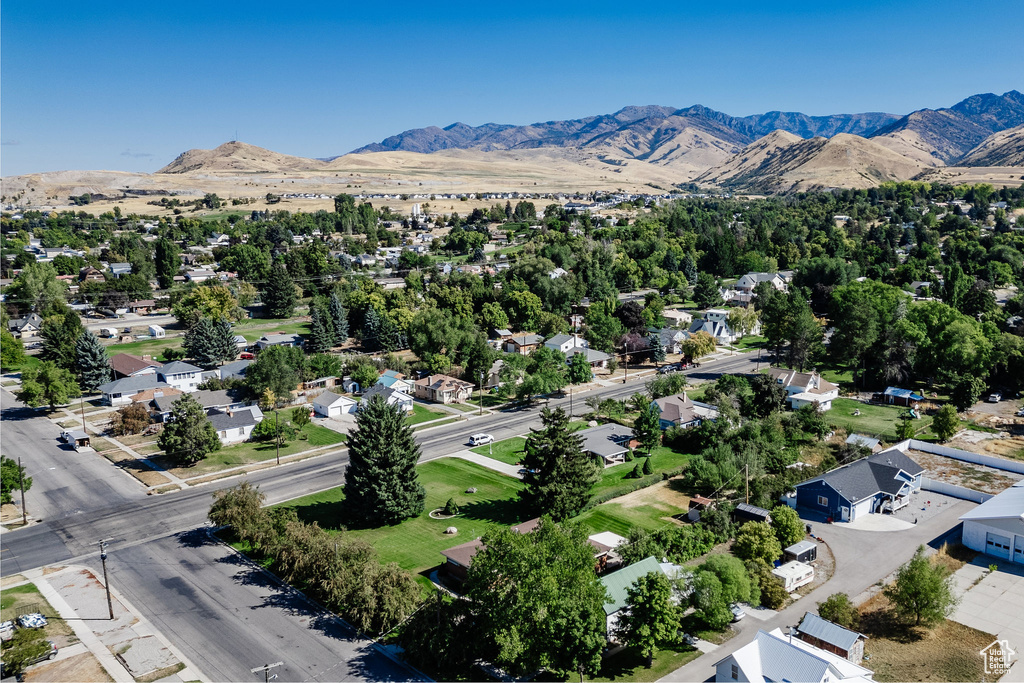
[[444, 498, 459, 516], [642, 457, 653, 475], [817, 593, 859, 629], [109, 402, 152, 436], [631, 463, 643, 479]]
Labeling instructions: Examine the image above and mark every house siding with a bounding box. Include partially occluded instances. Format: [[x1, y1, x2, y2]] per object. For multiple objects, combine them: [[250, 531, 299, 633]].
[[796, 480, 848, 519]]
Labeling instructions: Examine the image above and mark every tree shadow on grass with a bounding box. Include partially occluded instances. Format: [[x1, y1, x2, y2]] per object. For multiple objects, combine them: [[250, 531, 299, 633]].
[[456, 497, 526, 526], [290, 499, 347, 530], [859, 607, 924, 644]]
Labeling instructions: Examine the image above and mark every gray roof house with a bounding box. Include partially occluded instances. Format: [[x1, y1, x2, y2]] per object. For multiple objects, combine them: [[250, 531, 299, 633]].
[[795, 612, 868, 664], [795, 449, 924, 522], [714, 628, 873, 683], [256, 334, 304, 350], [651, 392, 718, 430], [219, 359, 253, 381], [207, 408, 260, 445], [360, 384, 414, 412], [7, 313, 43, 338], [98, 375, 169, 405], [577, 424, 636, 467]]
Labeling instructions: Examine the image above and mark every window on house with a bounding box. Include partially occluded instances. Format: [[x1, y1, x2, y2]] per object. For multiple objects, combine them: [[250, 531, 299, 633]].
[[731, 664, 739, 680], [221, 431, 227, 438], [817, 495, 828, 506]]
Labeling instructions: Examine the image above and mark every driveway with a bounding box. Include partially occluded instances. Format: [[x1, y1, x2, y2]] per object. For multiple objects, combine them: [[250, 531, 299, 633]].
[[950, 557, 1024, 681], [659, 499, 975, 682]]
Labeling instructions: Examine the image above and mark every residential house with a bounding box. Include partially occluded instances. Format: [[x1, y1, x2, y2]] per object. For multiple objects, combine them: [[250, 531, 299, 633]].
[[232, 334, 248, 350], [882, 386, 924, 408], [414, 374, 474, 404], [733, 502, 773, 525], [795, 448, 924, 522], [652, 327, 690, 355], [600, 556, 686, 638], [130, 387, 182, 407], [206, 232, 231, 246], [208, 407, 263, 445], [484, 358, 504, 389], [548, 267, 569, 279], [108, 263, 133, 278], [767, 368, 840, 412], [313, 391, 357, 418], [355, 254, 377, 267], [157, 361, 203, 393], [578, 423, 636, 467], [7, 313, 43, 339], [795, 612, 868, 665], [845, 434, 882, 453], [360, 384, 413, 412], [218, 359, 252, 381], [772, 560, 815, 591], [504, 333, 544, 355], [151, 389, 243, 422], [440, 519, 541, 585], [661, 309, 693, 328], [256, 334, 303, 350], [651, 392, 719, 430], [98, 375, 170, 405], [127, 299, 156, 314], [544, 333, 586, 355], [714, 628, 874, 683], [734, 272, 786, 294], [185, 269, 217, 283], [588, 531, 629, 574], [79, 266, 106, 283], [959, 480, 1024, 564], [689, 309, 757, 345], [109, 353, 163, 379], [565, 346, 612, 369], [376, 369, 415, 394]]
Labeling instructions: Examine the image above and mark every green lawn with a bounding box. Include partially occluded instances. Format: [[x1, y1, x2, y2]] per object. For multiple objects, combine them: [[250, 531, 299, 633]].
[[106, 336, 184, 359], [828, 398, 933, 441], [407, 403, 446, 426], [471, 436, 527, 465], [538, 643, 701, 683], [275, 458, 526, 575], [237, 321, 310, 341], [590, 445, 691, 500], [3, 354, 41, 374], [446, 401, 479, 413], [731, 335, 766, 350], [156, 420, 345, 478], [0, 583, 76, 641], [578, 501, 678, 536]]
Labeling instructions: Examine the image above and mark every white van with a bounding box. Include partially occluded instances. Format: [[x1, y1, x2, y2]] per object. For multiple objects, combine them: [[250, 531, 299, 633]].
[[469, 433, 494, 446]]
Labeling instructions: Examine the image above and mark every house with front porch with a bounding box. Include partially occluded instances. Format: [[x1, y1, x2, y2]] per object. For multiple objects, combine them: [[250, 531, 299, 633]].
[[794, 449, 924, 522], [767, 367, 839, 412], [578, 423, 636, 467], [360, 384, 414, 412], [651, 392, 718, 430], [414, 374, 474, 404]]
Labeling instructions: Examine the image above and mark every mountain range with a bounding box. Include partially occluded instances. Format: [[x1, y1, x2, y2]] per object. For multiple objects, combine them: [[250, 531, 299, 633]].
[[148, 90, 1024, 195]]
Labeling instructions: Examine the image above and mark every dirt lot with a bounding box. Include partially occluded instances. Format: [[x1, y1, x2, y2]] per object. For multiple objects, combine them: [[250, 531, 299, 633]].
[[24, 652, 112, 682], [907, 448, 1022, 495]]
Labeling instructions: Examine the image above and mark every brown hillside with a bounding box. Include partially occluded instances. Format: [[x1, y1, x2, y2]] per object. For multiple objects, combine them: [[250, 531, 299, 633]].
[[958, 124, 1024, 166], [156, 141, 326, 174]]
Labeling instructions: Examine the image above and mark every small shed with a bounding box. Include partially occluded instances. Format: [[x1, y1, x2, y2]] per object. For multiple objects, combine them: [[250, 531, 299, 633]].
[[687, 494, 715, 522], [795, 611, 868, 664], [313, 390, 356, 418], [883, 386, 923, 407], [784, 540, 818, 564], [149, 324, 166, 338], [772, 560, 815, 591], [732, 502, 773, 525], [62, 430, 92, 451]]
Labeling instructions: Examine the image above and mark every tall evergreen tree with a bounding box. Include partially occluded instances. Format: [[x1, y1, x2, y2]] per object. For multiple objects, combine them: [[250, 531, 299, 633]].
[[328, 292, 349, 345], [157, 394, 221, 466], [343, 394, 425, 527], [40, 310, 83, 370], [213, 317, 237, 363], [183, 317, 219, 367], [519, 407, 599, 520], [263, 260, 297, 318], [307, 307, 333, 354], [363, 306, 382, 349], [154, 237, 181, 289], [648, 332, 666, 364], [75, 330, 111, 392]]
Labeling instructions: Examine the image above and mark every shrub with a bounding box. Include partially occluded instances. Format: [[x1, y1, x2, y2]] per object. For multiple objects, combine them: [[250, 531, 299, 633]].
[[642, 457, 653, 475], [444, 498, 459, 516]]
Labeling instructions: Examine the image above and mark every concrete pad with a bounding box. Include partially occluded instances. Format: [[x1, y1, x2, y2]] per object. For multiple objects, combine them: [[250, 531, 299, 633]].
[[740, 604, 778, 622], [837, 514, 914, 531], [448, 451, 523, 478], [694, 639, 718, 654], [116, 635, 177, 678]]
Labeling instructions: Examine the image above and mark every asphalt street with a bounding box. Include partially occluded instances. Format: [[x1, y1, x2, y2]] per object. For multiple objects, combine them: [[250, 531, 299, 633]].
[[0, 350, 761, 682]]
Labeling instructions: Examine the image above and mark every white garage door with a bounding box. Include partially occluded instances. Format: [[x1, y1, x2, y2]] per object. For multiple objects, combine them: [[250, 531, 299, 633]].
[[1014, 536, 1024, 564], [986, 532, 1011, 559]]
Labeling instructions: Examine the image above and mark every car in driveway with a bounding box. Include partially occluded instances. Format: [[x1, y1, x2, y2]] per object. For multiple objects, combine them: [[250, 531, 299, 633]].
[[988, 392, 1002, 403], [729, 603, 745, 622], [469, 433, 494, 446], [0, 640, 58, 676]]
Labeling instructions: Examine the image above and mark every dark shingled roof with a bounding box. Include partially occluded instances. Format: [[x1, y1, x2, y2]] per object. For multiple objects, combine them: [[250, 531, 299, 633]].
[[796, 449, 924, 504]]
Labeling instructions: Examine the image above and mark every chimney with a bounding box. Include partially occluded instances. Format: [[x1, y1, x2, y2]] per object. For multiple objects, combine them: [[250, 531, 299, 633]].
[[143, 354, 151, 361]]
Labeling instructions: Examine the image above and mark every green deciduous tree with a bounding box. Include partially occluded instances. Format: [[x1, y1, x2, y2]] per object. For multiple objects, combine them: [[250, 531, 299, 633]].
[[771, 505, 805, 548], [883, 545, 958, 627], [343, 394, 425, 527], [733, 521, 782, 564], [519, 407, 598, 520], [154, 237, 181, 289], [1, 455, 32, 505], [172, 284, 240, 327], [691, 570, 731, 630], [157, 394, 221, 466], [617, 571, 680, 667], [931, 405, 960, 442], [465, 518, 607, 679], [699, 554, 757, 606], [16, 361, 81, 409], [817, 592, 860, 630], [262, 260, 297, 318], [75, 330, 111, 392], [5, 262, 68, 316], [634, 402, 661, 455], [0, 329, 25, 370], [350, 363, 380, 391], [948, 374, 987, 412], [1, 627, 52, 678], [567, 351, 592, 384], [246, 345, 305, 398]]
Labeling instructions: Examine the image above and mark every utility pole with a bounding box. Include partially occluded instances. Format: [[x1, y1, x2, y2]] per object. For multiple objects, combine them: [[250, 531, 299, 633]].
[[623, 353, 628, 384], [274, 410, 280, 466], [80, 395, 87, 435], [99, 540, 114, 619], [745, 464, 749, 505], [569, 382, 573, 417], [251, 662, 283, 683], [478, 370, 484, 416], [17, 457, 27, 526]]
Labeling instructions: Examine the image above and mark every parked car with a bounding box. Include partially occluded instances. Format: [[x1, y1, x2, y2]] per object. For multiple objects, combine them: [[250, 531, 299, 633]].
[[0, 640, 57, 676], [1016, 407, 1024, 417], [469, 433, 493, 446], [17, 613, 47, 629], [657, 363, 680, 374], [0, 620, 14, 642], [729, 604, 745, 622], [678, 631, 698, 647], [988, 393, 1002, 403]]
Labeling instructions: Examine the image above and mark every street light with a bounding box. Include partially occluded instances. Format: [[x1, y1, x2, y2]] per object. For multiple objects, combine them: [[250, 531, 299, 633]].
[[478, 370, 484, 416], [98, 540, 114, 620]]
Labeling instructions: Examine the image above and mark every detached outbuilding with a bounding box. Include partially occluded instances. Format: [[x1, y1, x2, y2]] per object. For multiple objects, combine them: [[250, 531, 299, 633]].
[[313, 391, 357, 418], [784, 540, 818, 564], [772, 560, 815, 591], [795, 611, 868, 665]]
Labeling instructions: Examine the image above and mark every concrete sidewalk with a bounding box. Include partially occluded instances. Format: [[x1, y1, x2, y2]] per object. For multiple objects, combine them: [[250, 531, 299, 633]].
[[449, 450, 523, 478]]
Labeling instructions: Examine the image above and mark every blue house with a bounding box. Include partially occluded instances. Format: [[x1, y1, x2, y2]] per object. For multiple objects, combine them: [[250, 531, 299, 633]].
[[795, 449, 924, 522]]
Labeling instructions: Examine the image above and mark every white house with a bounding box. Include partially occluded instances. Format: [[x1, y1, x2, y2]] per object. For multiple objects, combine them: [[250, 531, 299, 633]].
[[767, 368, 839, 411], [651, 392, 719, 430], [661, 309, 693, 328], [959, 480, 1024, 563], [715, 628, 874, 683], [545, 333, 588, 355], [313, 390, 357, 418], [98, 375, 169, 405], [734, 272, 786, 294], [157, 361, 203, 393], [600, 556, 686, 639], [360, 384, 413, 412], [208, 407, 263, 445], [689, 309, 759, 345]]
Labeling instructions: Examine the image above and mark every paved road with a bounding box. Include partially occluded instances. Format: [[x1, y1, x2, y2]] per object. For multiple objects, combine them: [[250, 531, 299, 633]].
[[659, 499, 975, 682], [1, 350, 760, 682]]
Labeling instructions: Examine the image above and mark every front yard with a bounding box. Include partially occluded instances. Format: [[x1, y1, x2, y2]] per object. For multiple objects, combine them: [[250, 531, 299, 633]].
[[471, 436, 527, 465], [406, 403, 447, 426], [828, 398, 934, 441], [0, 583, 77, 646]]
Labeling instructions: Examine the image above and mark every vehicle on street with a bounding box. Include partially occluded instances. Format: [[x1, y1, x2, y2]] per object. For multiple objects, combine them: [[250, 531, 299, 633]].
[[988, 392, 1002, 403], [729, 603, 745, 622], [469, 433, 493, 446], [658, 363, 680, 374], [17, 613, 47, 629]]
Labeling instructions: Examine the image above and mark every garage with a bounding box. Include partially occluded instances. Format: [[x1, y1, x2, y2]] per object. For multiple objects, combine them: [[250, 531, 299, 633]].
[[986, 532, 1011, 559], [312, 390, 355, 418]]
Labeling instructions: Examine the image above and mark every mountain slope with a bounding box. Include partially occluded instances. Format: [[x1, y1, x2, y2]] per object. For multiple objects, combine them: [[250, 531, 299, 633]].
[[697, 132, 928, 193], [957, 124, 1024, 166], [157, 141, 325, 174], [869, 90, 1024, 163]]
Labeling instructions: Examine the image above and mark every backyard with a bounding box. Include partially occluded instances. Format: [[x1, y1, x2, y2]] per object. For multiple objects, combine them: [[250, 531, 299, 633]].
[[275, 458, 526, 576], [828, 398, 934, 442]]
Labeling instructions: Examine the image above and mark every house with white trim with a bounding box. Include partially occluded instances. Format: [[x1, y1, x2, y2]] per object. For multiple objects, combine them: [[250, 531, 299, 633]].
[[794, 449, 924, 522], [767, 367, 839, 411], [714, 628, 874, 682]]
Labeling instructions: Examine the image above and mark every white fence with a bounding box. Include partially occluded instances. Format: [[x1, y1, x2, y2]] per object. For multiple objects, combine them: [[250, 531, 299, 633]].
[[920, 477, 995, 504], [902, 439, 1024, 475]]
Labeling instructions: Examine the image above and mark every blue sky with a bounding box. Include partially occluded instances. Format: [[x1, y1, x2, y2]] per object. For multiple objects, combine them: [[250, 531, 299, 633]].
[[2, 0, 1021, 176]]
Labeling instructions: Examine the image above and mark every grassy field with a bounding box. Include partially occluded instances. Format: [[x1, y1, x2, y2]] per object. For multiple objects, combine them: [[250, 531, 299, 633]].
[[154, 420, 345, 478], [276, 458, 526, 575], [828, 398, 933, 441], [590, 445, 691, 500], [407, 403, 446, 426], [730, 335, 767, 350], [105, 337, 184, 359], [471, 436, 527, 465], [0, 583, 76, 642]]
